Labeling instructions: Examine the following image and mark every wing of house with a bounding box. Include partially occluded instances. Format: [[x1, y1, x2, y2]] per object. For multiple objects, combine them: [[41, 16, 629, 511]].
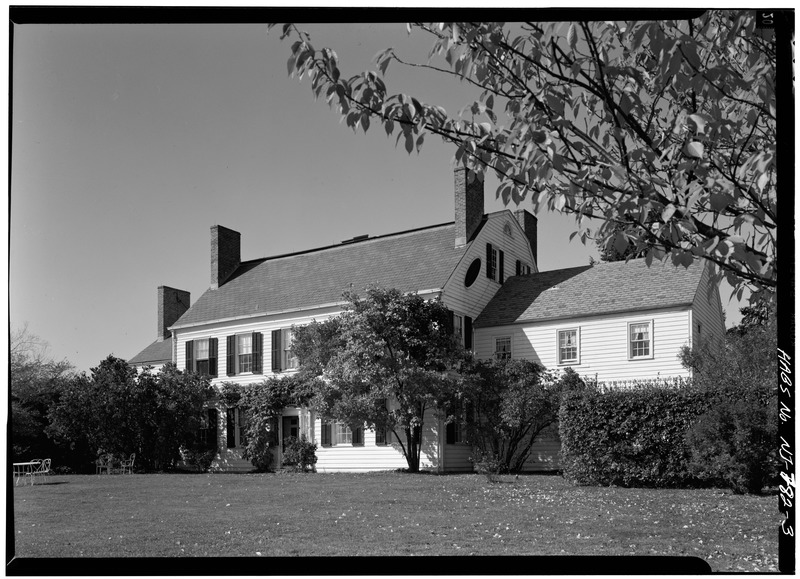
[[474, 257, 725, 384], [472, 257, 725, 472]]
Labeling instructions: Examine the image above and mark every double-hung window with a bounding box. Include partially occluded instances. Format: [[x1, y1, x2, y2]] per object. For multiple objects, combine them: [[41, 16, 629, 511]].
[[321, 421, 364, 446], [486, 243, 505, 283], [495, 336, 512, 361], [446, 401, 470, 445], [226, 333, 263, 376], [515, 260, 531, 276], [238, 334, 253, 373], [271, 328, 299, 372], [186, 338, 218, 377], [557, 329, 579, 365], [629, 321, 653, 359]]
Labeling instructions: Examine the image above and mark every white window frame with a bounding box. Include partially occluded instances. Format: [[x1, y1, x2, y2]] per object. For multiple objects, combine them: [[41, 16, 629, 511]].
[[195, 338, 210, 375], [283, 328, 299, 370], [236, 333, 253, 374], [453, 314, 464, 347], [520, 263, 531, 275], [494, 336, 512, 361], [628, 320, 654, 360], [557, 328, 580, 365]]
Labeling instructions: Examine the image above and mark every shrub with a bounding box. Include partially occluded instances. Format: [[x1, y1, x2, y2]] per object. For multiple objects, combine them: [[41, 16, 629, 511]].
[[559, 382, 712, 488], [183, 445, 217, 473], [470, 449, 504, 483], [281, 436, 318, 473], [684, 386, 779, 494]]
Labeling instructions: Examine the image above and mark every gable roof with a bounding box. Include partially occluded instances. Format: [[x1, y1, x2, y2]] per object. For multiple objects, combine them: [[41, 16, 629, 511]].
[[173, 222, 469, 329], [129, 339, 172, 366], [474, 258, 705, 328]]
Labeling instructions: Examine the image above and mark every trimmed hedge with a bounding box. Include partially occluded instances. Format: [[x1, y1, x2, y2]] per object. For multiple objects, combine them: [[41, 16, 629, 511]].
[[559, 383, 714, 487]]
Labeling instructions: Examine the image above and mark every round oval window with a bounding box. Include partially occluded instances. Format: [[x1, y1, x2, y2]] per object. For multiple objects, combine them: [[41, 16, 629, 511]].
[[464, 258, 481, 288]]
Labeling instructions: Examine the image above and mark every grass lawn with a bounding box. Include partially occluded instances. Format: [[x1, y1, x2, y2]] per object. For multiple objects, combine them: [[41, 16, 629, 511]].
[[9, 471, 781, 573]]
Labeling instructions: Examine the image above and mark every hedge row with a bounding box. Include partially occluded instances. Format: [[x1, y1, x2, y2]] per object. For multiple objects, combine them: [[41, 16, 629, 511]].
[[559, 384, 715, 488]]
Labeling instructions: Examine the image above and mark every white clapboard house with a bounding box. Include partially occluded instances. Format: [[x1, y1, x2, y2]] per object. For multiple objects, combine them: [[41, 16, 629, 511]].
[[129, 167, 724, 472]]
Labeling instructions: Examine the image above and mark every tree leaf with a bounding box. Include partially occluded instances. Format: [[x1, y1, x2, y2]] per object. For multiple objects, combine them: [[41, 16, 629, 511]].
[[683, 142, 704, 158]]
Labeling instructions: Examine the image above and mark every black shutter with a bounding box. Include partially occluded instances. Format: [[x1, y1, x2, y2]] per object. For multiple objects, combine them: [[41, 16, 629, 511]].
[[226, 408, 236, 448], [185, 341, 194, 373], [271, 330, 282, 372], [499, 250, 505, 284], [252, 332, 263, 374], [445, 309, 454, 335], [352, 426, 364, 446], [208, 338, 218, 377], [516, 259, 521, 276], [227, 335, 236, 376], [321, 421, 331, 447], [464, 316, 473, 350], [446, 421, 456, 445], [207, 409, 218, 451], [486, 243, 493, 279]]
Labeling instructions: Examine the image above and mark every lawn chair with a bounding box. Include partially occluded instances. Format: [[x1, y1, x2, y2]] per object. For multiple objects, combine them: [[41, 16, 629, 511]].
[[24, 458, 51, 485], [118, 453, 135, 475], [95, 454, 113, 475]]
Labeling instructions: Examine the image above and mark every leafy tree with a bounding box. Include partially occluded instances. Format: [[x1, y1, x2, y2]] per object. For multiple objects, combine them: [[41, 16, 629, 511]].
[[678, 300, 778, 493], [595, 222, 646, 262], [275, 13, 777, 304], [293, 287, 466, 473], [10, 326, 75, 465], [464, 360, 583, 473], [47, 357, 212, 471]]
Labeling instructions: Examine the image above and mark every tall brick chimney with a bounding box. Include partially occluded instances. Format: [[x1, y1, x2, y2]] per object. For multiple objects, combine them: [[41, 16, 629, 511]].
[[157, 286, 190, 342], [454, 166, 484, 248], [211, 225, 241, 290], [514, 209, 538, 267]]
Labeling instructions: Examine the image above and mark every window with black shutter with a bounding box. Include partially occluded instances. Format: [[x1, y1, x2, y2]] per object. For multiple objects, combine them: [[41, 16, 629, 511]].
[[185, 340, 194, 373], [252, 332, 263, 374], [516, 259, 521, 276], [321, 421, 332, 447], [226, 335, 236, 376], [271, 329, 282, 372], [498, 250, 505, 284], [208, 338, 218, 377]]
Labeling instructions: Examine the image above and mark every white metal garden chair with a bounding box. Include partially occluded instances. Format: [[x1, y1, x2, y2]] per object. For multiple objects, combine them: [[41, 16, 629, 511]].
[[24, 458, 51, 485]]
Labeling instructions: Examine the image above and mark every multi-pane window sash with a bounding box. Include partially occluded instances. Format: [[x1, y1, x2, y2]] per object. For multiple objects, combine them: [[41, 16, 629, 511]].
[[495, 337, 511, 361], [195, 339, 210, 375], [558, 329, 578, 364], [238, 334, 252, 373], [321, 421, 364, 446], [629, 323, 651, 358]]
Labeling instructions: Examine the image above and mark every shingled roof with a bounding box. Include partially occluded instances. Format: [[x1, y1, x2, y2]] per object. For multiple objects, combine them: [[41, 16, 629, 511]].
[[474, 258, 705, 328], [172, 222, 469, 329], [129, 339, 172, 366]]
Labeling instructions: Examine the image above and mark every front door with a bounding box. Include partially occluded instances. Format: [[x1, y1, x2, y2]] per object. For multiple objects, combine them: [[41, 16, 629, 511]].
[[282, 416, 299, 451]]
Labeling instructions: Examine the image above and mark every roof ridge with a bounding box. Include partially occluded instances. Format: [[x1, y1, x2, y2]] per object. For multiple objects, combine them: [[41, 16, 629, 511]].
[[246, 221, 456, 264]]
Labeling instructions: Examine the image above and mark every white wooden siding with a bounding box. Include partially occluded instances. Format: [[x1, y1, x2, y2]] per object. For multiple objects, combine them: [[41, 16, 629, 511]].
[[690, 262, 726, 352], [312, 406, 441, 472], [474, 307, 693, 383], [442, 211, 537, 322]]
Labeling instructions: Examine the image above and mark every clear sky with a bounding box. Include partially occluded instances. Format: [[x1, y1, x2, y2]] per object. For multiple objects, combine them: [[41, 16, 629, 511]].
[[10, 20, 744, 372]]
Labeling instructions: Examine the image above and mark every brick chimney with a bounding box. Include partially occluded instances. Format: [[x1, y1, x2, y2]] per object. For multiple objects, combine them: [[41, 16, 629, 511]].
[[157, 286, 190, 341], [454, 166, 484, 248], [211, 225, 241, 289], [514, 209, 538, 267]]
